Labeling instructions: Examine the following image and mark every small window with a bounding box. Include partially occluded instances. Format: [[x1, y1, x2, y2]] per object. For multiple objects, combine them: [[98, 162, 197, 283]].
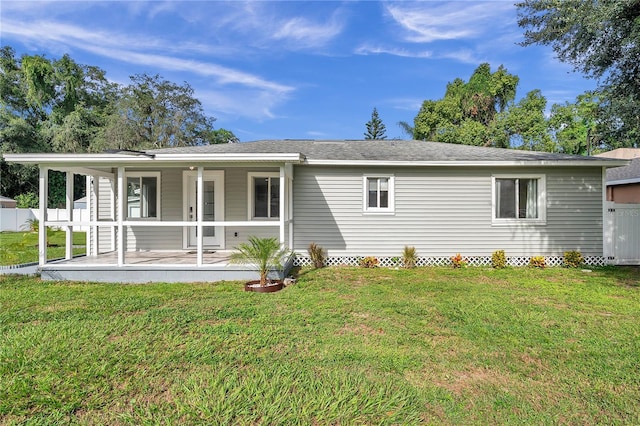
[[363, 175, 394, 213], [126, 172, 160, 219], [493, 175, 545, 224], [248, 172, 280, 219]]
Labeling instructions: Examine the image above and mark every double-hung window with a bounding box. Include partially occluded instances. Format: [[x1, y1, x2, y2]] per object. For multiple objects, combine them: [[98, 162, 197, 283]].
[[363, 175, 394, 213], [492, 175, 545, 224], [126, 172, 160, 219], [248, 172, 280, 219]]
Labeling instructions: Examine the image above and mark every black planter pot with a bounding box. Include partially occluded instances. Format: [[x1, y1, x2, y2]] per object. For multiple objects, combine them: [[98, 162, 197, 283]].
[[244, 280, 284, 293]]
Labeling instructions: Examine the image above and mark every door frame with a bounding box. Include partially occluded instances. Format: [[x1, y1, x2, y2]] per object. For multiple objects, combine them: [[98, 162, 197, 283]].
[[182, 170, 225, 249]]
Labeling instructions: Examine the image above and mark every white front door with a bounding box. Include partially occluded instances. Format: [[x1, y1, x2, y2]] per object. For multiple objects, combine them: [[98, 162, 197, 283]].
[[183, 171, 224, 248]]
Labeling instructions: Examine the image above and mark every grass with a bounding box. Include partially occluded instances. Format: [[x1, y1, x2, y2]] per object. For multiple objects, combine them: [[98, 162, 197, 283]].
[[0, 231, 86, 265], [1, 266, 639, 424]]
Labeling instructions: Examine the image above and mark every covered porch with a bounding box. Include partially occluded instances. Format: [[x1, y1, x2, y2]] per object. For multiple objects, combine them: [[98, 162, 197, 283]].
[[40, 250, 294, 283], [8, 150, 303, 282]]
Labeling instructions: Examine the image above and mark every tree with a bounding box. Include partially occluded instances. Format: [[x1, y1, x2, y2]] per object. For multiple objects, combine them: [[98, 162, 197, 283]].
[[517, 0, 640, 147], [397, 121, 414, 139], [99, 74, 220, 150], [413, 63, 519, 147], [210, 128, 240, 144], [492, 90, 553, 151], [548, 92, 602, 155], [1, 49, 238, 203], [364, 107, 387, 140]]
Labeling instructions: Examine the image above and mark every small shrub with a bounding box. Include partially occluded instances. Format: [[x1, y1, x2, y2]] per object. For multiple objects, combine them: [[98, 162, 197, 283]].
[[15, 192, 38, 208], [359, 256, 378, 268], [450, 253, 467, 268], [529, 256, 546, 269], [390, 256, 400, 267], [563, 250, 584, 268], [307, 242, 326, 269], [22, 218, 39, 233], [491, 250, 506, 269], [402, 246, 417, 269]]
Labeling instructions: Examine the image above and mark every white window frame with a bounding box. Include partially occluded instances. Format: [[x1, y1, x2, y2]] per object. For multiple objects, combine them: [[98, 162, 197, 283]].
[[125, 171, 161, 220], [363, 175, 395, 214], [247, 172, 280, 220], [491, 174, 546, 225]]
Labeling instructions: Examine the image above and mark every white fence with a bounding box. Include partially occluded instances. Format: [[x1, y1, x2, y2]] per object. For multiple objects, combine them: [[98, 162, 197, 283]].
[[0, 208, 89, 232], [604, 202, 640, 265]]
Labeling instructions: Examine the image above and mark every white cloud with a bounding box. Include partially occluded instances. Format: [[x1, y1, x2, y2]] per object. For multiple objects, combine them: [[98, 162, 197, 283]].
[[1, 19, 292, 93], [388, 97, 425, 112], [438, 49, 486, 65], [355, 44, 432, 58], [272, 15, 344, 49], [385, 1, 514, 43], [2, 19, 231, 57], [197, 87, 289, 121]]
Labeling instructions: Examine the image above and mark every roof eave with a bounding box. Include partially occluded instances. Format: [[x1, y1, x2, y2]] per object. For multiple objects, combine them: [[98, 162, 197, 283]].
[[607, 177, 640, 186], [304, 159, 630, 167], [3, 152, 305, 165]]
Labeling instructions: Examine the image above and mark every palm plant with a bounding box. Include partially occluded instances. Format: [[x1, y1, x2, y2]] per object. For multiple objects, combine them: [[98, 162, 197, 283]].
[[402, 245, 417, 269], [230, 236, 289, 286]]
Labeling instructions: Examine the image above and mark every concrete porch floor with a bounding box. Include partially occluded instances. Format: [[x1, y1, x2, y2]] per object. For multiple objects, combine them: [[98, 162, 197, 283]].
[[57, 250, 233, 266], [39, 250, 294, 284]]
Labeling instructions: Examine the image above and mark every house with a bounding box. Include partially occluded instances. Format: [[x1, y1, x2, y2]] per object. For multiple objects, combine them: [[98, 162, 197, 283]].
[[595, 148, 640, 204], [0, 195, 17, 209], [2, 140, 628, 282], [73, 196, 87, 209]]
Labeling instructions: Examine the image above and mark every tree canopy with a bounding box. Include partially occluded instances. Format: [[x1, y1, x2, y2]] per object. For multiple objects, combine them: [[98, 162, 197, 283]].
[[517, 0, 640, 147], [0, 47, 239, 204], [413, 63, 536, 148]]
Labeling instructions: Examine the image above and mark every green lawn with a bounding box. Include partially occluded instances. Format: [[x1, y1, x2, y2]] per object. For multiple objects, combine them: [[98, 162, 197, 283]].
[[1, 267, 639, 425], [0, 231, 86, 265]]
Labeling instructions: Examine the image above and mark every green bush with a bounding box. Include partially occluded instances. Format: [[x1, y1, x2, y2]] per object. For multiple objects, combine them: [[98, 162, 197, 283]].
[[359, 256, 378, 268], [563, 250, 584, 268], [529, 256, 546, 269], [15, 192, 39, 208], [491, 250, 506, 269]]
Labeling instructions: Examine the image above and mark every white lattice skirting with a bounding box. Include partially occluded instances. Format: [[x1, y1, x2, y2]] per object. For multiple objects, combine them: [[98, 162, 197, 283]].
[[293, 255, 608, 268]]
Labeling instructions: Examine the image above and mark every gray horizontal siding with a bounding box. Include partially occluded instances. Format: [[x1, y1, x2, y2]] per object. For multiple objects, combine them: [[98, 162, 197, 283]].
[[97, 176, 113, 253], [292, 166, 604, 257], [224, 167, 279, 249], [113, 167, 279, 251], [126, 168, 182, 250]]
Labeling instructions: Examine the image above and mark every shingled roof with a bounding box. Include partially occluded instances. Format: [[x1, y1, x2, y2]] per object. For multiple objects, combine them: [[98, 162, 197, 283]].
[[147, 139, 619, 163], [606, 158, 640, 184]]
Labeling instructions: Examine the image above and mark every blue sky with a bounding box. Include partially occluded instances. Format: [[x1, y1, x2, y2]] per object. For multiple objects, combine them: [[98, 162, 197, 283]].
[[1, 1, 596, 141]]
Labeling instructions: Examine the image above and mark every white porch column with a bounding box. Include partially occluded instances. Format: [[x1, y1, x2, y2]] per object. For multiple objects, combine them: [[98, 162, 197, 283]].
[[38, 167, 48, 266], [110, 178, 116, 251], [85, 175, 92, 255], [285, 164, 294, 250], [87, 176, 100, 256], [196, 166, 204, 267], [117, 166, 125, 266], [279, 165, 286, 245], [65, 171, 73, 260]]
